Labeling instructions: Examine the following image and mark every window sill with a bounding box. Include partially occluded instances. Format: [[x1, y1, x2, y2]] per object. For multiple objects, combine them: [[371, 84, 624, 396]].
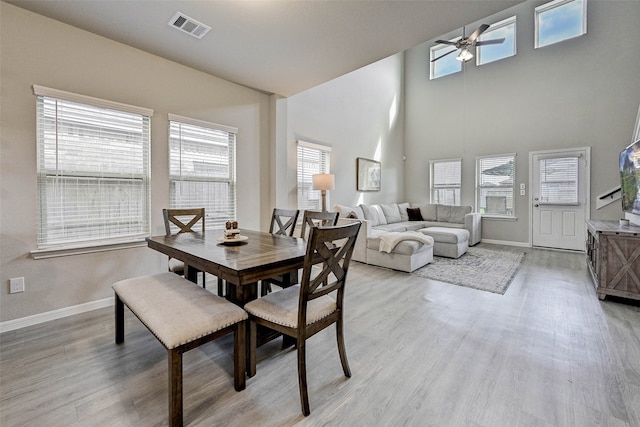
[[31, 239, 147, 259], [481, 215, 518, 221]]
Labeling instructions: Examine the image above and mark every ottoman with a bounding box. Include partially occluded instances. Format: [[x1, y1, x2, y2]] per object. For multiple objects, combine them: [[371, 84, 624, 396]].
[[420, 227, 469, 259]]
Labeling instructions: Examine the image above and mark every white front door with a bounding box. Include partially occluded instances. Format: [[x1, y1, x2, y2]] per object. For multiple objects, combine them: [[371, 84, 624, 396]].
[[531, 148, 590, 251]]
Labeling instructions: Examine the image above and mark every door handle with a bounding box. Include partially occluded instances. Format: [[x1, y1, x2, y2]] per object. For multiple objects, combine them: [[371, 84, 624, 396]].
[[534, 204, 539, 207]]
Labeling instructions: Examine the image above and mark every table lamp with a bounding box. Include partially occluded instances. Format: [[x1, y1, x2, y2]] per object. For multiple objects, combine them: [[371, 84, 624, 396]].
[[312, 173, 335, 212]]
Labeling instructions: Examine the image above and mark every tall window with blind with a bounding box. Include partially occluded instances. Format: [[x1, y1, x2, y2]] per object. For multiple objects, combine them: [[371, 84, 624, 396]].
[[34, 86, 152, 250], [168, 114, 237, 231], [538, 156, 579, 205], [430, 159, 462, 205], [476, 154, 516, 216], [297, 141, 331, 211]]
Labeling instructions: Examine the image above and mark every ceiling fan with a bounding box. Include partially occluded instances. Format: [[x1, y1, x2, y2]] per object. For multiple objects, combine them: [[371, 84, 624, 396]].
[[431, 24, 505, 63]]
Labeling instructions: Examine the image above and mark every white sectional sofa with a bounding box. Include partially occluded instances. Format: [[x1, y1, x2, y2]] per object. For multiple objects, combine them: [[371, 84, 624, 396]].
[[334, 202, 481, 272]]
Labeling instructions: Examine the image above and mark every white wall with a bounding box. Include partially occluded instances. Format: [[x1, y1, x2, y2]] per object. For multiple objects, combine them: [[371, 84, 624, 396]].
[[404, 0, 640, 244], [283, 53, 405, 209], [0, 3, 270, 322]]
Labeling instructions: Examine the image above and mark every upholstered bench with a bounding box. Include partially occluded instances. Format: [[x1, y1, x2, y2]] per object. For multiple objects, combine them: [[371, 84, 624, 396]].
[[112, 272, 248, 427], [420, 227, 469, 259]]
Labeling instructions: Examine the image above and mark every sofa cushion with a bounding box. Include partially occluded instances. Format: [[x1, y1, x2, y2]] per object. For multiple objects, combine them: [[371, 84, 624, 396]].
[[436, 204, 472, 224], [413, 203, 437, 221], [398, 202, 410, 221], [407, 207, 423, 221], [380, 203, 401, 224], [420, 227, 469, 244], [334, 204, 364, 220], [361, 204, 387, 226], [367, 236, 430, 255], [374, 223, 408, 233], [421, 221, 464, 229]]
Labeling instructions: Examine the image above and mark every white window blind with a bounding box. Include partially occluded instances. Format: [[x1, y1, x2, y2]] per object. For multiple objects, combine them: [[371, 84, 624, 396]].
[[35, 86, 152, 250], [538, 156, 579, 204], [297, 141, 331, 211], [477, 154, 515, 216], [168, 115, 237, 231], [430, 159, 461, 205]]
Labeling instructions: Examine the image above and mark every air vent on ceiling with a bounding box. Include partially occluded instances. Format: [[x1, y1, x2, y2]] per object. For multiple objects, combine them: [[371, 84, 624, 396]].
[[168, 12, 211, 39]]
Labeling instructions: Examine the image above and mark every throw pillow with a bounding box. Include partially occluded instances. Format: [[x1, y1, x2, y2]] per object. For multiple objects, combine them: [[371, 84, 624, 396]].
[[407, 207, 424, 221], [347, 211, 358, 219], [360, 204, 381, 226], [380, 203, 401, 224]]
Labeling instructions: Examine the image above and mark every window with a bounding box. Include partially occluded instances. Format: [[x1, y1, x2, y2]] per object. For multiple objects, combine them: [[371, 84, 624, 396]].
[[430, 37, 462, 80], [34, 85, 152, 250], [476, 154, 515, 216], [168, 114, 237, 231], [535, 0, 587, 48], [538, 156, 579, 204], [297, 140, 331, 211], [430, 159, 461, 205], [477, 16, 517, 66]]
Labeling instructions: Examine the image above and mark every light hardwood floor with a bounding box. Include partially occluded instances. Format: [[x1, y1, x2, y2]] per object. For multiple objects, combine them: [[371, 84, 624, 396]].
[[1, 245, 639, 426]]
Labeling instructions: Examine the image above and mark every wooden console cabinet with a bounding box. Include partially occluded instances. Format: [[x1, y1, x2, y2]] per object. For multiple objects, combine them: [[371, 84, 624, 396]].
[[586, 219, 640, 301]]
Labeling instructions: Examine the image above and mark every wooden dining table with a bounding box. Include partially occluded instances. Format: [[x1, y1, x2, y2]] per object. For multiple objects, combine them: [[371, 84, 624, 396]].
[[146, 229, 307, 306]]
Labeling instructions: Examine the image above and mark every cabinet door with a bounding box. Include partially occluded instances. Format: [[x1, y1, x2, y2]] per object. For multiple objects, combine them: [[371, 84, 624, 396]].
[[601, 235, 640, 295]]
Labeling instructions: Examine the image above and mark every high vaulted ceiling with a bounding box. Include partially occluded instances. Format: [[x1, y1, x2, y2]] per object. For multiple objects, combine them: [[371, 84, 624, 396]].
[[6, 0, 523, 97]]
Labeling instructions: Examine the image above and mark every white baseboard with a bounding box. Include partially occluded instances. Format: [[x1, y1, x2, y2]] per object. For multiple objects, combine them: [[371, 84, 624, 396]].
[[480, 239, 531, 248], [0, 297, 114, 334]]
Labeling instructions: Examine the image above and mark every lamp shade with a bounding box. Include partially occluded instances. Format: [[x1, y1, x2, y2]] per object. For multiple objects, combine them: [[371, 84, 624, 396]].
[[312, 174, 335, 191]]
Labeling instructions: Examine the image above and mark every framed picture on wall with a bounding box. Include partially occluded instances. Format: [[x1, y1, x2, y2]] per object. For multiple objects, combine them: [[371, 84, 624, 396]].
[[356, 157, 381, 191]]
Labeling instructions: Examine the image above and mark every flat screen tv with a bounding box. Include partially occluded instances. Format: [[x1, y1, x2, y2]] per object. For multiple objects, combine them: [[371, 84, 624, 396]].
[[620, 139, 640, 214]]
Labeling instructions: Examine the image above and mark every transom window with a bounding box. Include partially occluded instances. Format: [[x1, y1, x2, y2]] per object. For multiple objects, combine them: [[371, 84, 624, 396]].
[[430, 159, 462, 205], [476, 154, 516, 217], [430, 37, 462, 80], [477, 16, 517, 66], [168, 114, 237, 230], [535, 0, 587, 48], [297, 140, 331, 211], [34, 85, 152, 250]]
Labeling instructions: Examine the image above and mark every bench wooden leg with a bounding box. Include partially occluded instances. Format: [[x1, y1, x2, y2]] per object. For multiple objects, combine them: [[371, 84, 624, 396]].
[[169, 348, 183, 427], [235, 321, 247, 390], [115, 294, 124, 344], [247, 321, 256, 378]]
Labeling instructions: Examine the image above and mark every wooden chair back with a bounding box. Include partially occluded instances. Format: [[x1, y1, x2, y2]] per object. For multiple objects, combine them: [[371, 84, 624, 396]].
[[300, 210, 339, 240], [298, 222, 360, 321], [163, 208, 205, 236], [268, 208, 300, 237]]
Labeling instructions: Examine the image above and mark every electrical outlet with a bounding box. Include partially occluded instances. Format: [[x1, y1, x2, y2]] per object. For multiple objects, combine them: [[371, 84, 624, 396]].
[[9, 277, 25, 294]]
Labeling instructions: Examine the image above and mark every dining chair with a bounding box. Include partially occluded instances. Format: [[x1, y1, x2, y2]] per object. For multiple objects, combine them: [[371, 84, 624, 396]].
[[261, 208, 301, 296], [268, 208, 300, 236], [299, 210, 339, 240], [244, 221, 361, 416], [162, 208, 225, 295]]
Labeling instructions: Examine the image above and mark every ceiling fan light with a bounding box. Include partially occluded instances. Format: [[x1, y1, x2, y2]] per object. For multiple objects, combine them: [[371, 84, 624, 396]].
[[456, 48, 474, 62]]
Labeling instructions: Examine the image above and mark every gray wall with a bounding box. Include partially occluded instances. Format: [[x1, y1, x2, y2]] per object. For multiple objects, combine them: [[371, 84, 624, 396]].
[[404, 0, 640, 244], [283, 53, 406, 209], [0, 3, 270, 322]]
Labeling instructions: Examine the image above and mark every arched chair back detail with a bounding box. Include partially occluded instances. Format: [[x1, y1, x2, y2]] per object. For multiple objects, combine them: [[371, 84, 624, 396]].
[[245, 222, 361, 416]]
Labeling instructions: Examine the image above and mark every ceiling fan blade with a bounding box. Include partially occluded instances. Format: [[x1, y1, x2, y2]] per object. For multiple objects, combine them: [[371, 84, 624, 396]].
[[431, 49, 457, 62], [434, 40, 457, 46], [467, 24, 490, 43], [476, 38, 505, 46]]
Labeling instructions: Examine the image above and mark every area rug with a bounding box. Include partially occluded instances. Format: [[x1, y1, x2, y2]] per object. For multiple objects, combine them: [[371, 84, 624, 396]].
[[412, 246, 525, 294]]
